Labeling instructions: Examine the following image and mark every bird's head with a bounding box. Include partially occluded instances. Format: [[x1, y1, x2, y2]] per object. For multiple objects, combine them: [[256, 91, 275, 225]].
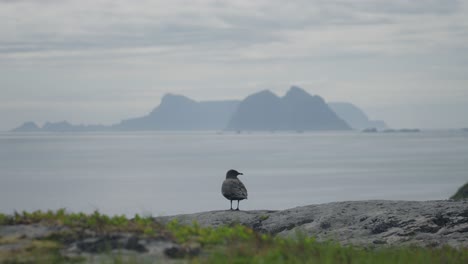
[[226, 169, 243, 179]]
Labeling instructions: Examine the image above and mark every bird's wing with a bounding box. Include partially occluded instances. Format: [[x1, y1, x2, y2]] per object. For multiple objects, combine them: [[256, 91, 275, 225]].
[[222, 179, 248, 200], [237, 180, 248, 199]]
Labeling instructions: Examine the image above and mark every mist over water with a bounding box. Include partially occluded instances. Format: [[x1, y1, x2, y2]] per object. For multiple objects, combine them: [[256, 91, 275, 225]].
[[1, 131, 467, 216]]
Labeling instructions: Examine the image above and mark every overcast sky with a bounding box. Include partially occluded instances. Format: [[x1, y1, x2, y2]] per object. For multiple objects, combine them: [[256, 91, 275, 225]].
[[1, 0, 467, 130]]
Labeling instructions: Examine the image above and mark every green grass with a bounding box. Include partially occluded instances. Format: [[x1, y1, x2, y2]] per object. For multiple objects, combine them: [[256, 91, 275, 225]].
[[204, 233, 467, 264], [259, 214, 270, 221], [0, 209, 160, 234], [451, 182, 468, 200], [0, 209, 467, 263]]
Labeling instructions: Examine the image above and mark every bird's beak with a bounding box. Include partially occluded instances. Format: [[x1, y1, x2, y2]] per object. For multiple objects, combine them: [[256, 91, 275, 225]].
[[238, 172, 243, 175]]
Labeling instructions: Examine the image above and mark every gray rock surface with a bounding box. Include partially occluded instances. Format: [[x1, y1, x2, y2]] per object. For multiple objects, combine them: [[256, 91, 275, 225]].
[[155, 200, 468, 248], [0, 225, 186, 262], [62, 232, 182, 262], [0, 224, 69, 239]]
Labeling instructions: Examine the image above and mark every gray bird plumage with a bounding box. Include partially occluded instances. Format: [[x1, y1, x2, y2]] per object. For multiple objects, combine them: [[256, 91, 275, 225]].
[[221, 169, 248, 210]]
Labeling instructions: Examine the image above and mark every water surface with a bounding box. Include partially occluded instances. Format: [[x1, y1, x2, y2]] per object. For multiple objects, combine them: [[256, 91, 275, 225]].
[[1, 131, 466, 216]]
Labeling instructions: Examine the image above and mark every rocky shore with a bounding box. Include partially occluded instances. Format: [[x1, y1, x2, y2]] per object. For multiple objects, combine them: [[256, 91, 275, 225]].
[[1, 200, 467, 261], [156, 200, 468, 248]]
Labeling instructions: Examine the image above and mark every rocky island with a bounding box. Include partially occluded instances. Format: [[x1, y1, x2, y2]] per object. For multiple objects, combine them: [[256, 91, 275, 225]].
[[226, 86, 350, 131], [328, 102, 387, 130], [12, 86, 384, 132]]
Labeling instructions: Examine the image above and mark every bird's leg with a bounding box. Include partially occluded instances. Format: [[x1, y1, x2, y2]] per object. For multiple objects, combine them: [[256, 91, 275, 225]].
[[230, 200, 233, 211], [236, 200, 240, 211]]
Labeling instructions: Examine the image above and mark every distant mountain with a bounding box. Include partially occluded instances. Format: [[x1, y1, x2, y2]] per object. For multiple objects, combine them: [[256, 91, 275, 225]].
[[226, 90, 282, 131], [42, 121, 110, 132], [328, 102, 387, 130], [114, 94, 239, 130], [42, 121, 76, 132], [13, 121, 110, 132], [11, 87, 387, 132], [227, 86, 351, 131], [12, 121, 41, 132]]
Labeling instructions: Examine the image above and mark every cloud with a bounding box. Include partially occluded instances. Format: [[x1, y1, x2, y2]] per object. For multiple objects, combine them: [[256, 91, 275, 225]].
[[0, 0, 465, 62], [354, 0, 459, 14]]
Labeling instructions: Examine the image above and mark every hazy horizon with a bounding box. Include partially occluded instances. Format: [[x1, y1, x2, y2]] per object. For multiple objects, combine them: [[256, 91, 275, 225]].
[[1, 0, 468, 131]]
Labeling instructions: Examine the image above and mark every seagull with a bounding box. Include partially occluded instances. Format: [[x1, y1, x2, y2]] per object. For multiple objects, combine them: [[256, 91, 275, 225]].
[[221, 169, 248, 211]]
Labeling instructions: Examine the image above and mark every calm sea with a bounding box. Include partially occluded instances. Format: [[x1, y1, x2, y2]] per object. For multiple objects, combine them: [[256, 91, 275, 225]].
[[0, 131, 467, 216]]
